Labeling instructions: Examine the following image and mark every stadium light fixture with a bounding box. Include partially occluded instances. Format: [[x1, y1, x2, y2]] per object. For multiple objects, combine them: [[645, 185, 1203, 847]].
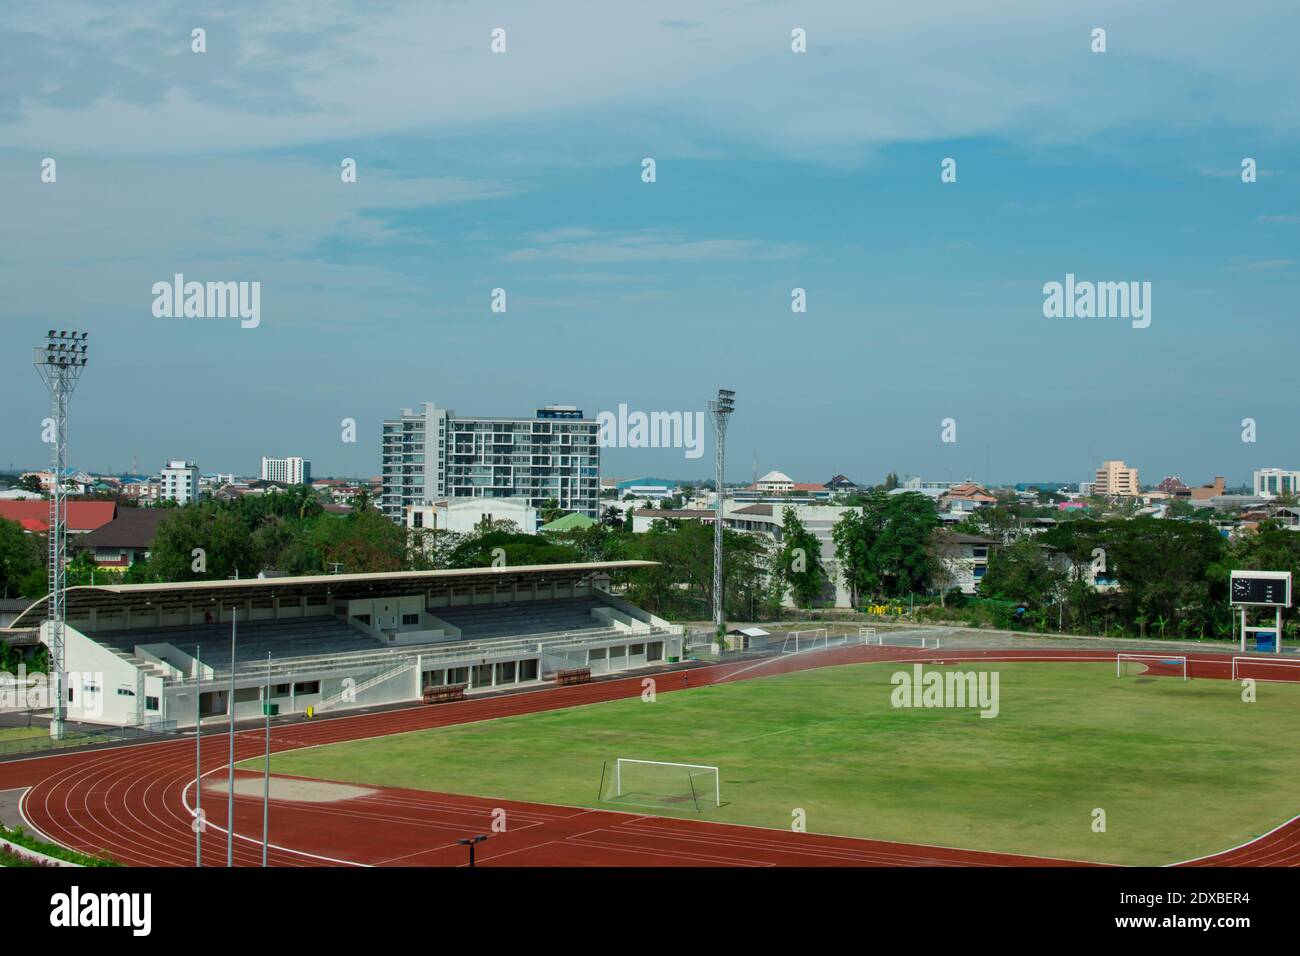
[[706, 388, 735, 639], [33, 329, 89, 739]]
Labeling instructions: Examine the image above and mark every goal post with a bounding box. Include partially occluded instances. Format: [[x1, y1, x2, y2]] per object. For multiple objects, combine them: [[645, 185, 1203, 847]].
[[1231, 656, 1300, 683], [859, 626, 880, 645], [602, 758, 721, 812], [1116, 653, 1188, 681], [781, 628, 829, 654]]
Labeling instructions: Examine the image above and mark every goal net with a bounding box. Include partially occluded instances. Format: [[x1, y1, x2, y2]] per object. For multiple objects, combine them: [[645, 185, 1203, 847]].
[[1231, 656, 1300, 683], [781, 628, 829, 653], [599, 758, 721, 812], [1116, 653, 1188, 681]]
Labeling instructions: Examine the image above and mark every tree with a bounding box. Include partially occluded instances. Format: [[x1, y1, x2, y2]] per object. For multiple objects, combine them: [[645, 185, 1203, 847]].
[[18, 474, 43, 494], [1102, 518, 1225, 638], [445, 529, 578, 569], [774, 507, 826, 608], [0, 518, 43, 599], [977, 539, 1064, 610], [308, 509, 406, 574], [874, 492, 940, 597], [624, 520, 772, 621]]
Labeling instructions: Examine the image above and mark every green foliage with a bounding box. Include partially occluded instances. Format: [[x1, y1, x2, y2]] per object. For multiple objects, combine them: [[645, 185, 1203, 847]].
[[0, 824, 120, 867], [978, 538, 1065, 608], [0, 517, 44, 599], [833, 491, 938, 602], [775, 507, 826, 608], [622, 519, 774, 621], [446, 529, 579, 568]]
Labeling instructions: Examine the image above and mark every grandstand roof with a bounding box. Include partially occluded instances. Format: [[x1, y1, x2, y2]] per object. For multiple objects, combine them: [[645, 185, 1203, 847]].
[[5, 560, 656, 629]]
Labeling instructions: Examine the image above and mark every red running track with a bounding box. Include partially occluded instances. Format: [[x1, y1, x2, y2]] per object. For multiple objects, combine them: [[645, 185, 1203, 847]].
[[0, 646, 1296, 867]]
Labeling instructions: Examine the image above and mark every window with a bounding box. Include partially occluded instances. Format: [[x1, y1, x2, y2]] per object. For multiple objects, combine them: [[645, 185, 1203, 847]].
[[353, 614, 371, 626], [273, 683, 290, 696], [402, 613, 419, 626], [145, 696, 160, 711], [293, 681, 320, 695], [117, 688, 136, 697]]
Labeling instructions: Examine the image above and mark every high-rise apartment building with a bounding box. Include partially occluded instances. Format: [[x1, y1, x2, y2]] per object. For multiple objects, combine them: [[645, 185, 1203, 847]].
[[160, 459, 200, 505], [1094, 459, 1140, 497], [380, 402, 600, 522], [260, 456, 312, 485]]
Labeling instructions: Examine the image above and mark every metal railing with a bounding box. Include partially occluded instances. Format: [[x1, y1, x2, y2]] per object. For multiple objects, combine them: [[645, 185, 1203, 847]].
[[168, 624, 672, 685], [0, 719, 178, 758]]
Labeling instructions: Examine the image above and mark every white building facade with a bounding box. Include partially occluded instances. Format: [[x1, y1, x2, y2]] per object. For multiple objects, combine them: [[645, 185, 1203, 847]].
[[405, 497, 540, 534], [381, 402, 600, 522], [1254, 468, 1300, 499], [261, 456, 312, 485], [160, 460, 200, 505]]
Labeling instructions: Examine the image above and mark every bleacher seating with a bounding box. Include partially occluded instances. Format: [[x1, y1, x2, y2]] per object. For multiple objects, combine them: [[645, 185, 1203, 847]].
[[86, 598, 663, 684], [92, 617, 386, 670], [433, 598, 606, 639]]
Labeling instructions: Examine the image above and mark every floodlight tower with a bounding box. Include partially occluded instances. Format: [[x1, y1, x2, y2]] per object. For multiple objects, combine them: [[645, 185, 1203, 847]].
[[707, 389, 735, 636], [33, 330, 89, 738]]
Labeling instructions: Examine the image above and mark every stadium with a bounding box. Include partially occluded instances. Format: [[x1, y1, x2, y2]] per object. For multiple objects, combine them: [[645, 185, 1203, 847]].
[[2, 563, 1300, 869], [3, 561, 681, 728]]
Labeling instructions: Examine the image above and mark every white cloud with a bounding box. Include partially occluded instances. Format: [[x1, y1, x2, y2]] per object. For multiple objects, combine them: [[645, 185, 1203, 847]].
[[505, 229, 804, 264], [2, 0, 1296, 158]]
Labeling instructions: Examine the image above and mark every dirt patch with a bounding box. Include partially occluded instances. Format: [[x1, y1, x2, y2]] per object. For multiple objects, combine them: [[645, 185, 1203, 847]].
[[205, 777, 374, 804]]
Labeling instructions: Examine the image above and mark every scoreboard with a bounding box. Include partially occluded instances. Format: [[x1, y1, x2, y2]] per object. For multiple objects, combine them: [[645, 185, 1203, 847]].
[[1229, 571, 1292, 607]]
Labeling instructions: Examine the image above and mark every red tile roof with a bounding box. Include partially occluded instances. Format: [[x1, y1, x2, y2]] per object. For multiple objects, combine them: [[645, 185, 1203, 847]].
[[0, 500, 116, 533]]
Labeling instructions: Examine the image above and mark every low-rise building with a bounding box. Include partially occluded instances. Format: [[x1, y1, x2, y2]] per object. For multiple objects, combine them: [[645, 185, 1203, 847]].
[[1255, 468, 1300, 499], [615, 477, 677, 500], [406, 497, 539, 534], [630, 508, 717, 533], [72, 508, 170, 567]]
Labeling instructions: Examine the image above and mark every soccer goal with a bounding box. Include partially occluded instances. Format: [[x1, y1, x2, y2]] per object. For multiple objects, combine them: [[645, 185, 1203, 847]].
[[859, 626, 880, 645], [1116, 653, 1188, 681], [599, 758, 721, 812], [781, 628, 829, 653], [1231, 656, 1300, 683]]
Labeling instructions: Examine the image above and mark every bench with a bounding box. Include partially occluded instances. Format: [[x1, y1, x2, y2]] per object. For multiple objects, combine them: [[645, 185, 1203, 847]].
[[422, 683, 467, 704], [553, 667, 592, 687]]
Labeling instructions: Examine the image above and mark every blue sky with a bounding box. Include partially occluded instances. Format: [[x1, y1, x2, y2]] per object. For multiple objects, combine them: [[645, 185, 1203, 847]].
[[1, 1, 1296, 487]]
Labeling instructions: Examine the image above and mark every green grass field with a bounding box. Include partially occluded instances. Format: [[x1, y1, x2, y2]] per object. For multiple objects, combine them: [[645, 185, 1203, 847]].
[[0, 727, 47, 741], [249, 661, 1300, 866]]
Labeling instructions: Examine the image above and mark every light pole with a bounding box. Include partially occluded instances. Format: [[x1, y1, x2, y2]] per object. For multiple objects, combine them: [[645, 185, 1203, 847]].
[[226, 606, 237, 867], [262, 650, 271, 867], [33, 330, 89, 739], [195, 644, 202, 867], [707, 389, 735, 640], [457, 834, 488, 867]]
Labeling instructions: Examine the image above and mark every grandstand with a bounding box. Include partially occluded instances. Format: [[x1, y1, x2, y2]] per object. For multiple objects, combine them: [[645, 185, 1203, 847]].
[[3, 561, 681, 728]]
